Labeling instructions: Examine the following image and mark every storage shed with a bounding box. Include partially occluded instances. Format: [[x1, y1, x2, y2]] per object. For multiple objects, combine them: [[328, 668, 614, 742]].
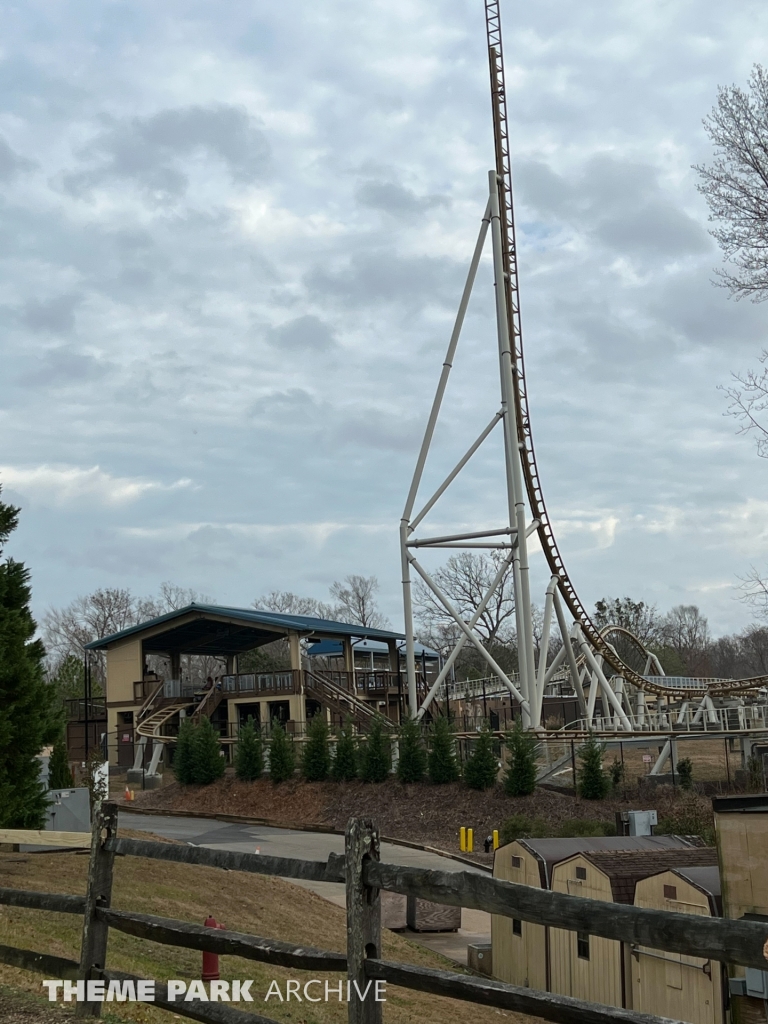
[[491, 834, 696, 990], [549, 847, 718, 1008], [632, 865, 723, 1024]]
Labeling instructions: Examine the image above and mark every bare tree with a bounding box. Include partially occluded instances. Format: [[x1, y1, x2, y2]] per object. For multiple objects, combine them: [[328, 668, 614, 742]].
[[661, 605, 712, 677], [696, 65, 768, 301], [414, 552, 515, 650], [593, 596, 664, 647], [255, 590, 335, 619], [329, 575, 390, 629]]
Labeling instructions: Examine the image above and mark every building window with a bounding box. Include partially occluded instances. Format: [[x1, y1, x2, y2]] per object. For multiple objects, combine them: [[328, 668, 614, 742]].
[[577, 933, 590, 960], [576, 866, 587, 880], [512, 919, 522, 936], [511, 856, 521, 869], [663, 884, 677, 900]]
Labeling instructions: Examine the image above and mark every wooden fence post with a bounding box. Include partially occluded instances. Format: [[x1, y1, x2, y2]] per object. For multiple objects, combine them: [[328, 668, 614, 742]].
[[76, 799, 118, 1018], [345, 818, 382, 1024]]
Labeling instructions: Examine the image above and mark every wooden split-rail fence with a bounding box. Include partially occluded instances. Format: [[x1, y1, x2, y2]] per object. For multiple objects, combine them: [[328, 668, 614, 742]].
[[1, 803, 768, 1024]]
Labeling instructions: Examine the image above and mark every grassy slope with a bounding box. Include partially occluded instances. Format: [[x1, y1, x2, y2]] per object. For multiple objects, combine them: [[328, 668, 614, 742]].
[[0, 841, 536, 1024]]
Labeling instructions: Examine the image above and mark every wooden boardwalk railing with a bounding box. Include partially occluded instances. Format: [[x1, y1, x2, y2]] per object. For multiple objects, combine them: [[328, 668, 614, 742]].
[[1, 801, 766, 1024]]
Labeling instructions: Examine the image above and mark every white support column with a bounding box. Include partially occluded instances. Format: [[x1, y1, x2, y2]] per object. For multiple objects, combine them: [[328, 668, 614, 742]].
[[532, 576, 558, 728], [552, 590, 586, 716], [576, 627, 633, 732]]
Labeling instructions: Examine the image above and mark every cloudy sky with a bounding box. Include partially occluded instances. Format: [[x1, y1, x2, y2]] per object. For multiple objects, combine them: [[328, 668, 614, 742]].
[[3, 0, 768, 637]]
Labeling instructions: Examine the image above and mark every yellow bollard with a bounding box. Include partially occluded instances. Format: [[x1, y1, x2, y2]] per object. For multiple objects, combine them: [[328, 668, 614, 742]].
[[492, 829, 499, 850], [460, 826, 466, 852], [467, 828, 474, 853]]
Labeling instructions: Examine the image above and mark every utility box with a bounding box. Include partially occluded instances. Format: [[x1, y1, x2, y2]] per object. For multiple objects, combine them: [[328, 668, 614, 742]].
[[45, 788, 90, 833], [616, 810, 657, 836], [468, 943, 492, 976]]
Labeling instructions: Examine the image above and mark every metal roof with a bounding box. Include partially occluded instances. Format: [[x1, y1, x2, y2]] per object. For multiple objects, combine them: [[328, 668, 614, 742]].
[[85, 602, 405, 654], [577, 848, 718, 904]]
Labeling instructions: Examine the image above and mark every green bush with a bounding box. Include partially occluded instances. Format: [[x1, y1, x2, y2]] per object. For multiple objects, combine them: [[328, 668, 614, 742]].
[[578, 733, 608, 799], [656, 795, 715, 845], [676, 757, 693, 791], [503, 719, 537, 796], [302, 716, 331, 782], [499, 813, 549, 845], [234, 718, 263, 781], [397, 714, 427, 783], [192, 716, 225, 785], [268, 722, 296, 783], [173, 719, 196, 785], [48, 726, 73, 790], [428, 715, 459, 784], [360, 719, 391, 783], [556, 818, 615, 838], [463, 724, 499, 791], [332, 718, 358, 781]]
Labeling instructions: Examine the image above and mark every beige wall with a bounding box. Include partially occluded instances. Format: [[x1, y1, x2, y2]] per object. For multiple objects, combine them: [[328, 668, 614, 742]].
[[550, 855, 623, 1008], [105, 640, 143, 705], [632, 871, 721, 1024], [715, 810, 768, 921], [491, 842, 547, 990]]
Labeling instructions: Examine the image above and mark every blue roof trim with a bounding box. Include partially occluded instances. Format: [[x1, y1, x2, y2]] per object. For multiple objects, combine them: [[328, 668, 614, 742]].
[[84, 602, 406, 650]]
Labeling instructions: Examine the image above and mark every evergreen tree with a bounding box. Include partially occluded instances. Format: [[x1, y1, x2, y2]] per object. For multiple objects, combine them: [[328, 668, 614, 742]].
[[173, 718, 196, 784], [268, 721, 296, 783], [578, 733, 608, 799], [234, 717, 263, 781], [677, 757, 693, 791], [191, 716, 225, 785], [463, 724, 499, 791], [397, 714, 426, 783], [301, 715, 331, 782], [360, 718, 391, 783], [503, 718, 537, 796], [428, 715, 459, 784], [48, 726, 73, 790], [609, 756, 625, 791], [0, 489, 57, 828], [331, 717, 358, 781]]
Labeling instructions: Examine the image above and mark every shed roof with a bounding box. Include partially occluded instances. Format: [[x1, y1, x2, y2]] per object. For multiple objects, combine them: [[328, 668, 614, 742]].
[[516, 835, 695, 888], [578, 848, 719, 904], [85, 603, 405, 656], [672, 865, 722, 915]]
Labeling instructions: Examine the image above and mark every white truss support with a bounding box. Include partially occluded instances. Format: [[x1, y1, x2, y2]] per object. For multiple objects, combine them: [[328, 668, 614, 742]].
[[132, 735, 147, 773], [636, 688, 646, 728], [552, 590, 587, 715], [408, 553, 530, 713], [414, 549, 516, 720], [649, 652, 665, 676], [704, 693, 718, 724], [576, 627, 633, 732], [488, 169, 536, 723], [676, 701, 690, 726], [532, 575, 559, 728], [401, 202, 493, 716], [147, 741, 163, 775], [542, 643, 567, 687]]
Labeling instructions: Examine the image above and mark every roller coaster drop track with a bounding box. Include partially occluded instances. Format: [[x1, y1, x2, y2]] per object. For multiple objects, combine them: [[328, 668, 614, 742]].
[[399, 1, 768, 730]]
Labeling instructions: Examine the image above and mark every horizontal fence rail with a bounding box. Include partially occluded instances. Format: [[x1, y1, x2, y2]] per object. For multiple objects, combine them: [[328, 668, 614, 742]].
[[366, 861, 768, 972], [0, 887, 86, 915], [105, 836, 346, 884], [97, 908, 347, 971]]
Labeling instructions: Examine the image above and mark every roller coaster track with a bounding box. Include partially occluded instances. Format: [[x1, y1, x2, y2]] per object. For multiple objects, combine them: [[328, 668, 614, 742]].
[[485, 0, 768, 701]]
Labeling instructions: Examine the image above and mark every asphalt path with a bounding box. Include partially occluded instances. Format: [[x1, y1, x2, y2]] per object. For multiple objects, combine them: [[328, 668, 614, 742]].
[[118, 810, 491, 964]]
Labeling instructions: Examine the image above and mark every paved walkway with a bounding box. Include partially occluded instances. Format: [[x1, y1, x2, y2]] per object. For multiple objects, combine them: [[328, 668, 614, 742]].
[[119, 811, 490, 965]]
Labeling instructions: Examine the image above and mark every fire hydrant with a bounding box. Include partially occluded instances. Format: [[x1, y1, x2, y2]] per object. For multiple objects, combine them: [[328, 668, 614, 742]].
[[202, 915, 225, 981]]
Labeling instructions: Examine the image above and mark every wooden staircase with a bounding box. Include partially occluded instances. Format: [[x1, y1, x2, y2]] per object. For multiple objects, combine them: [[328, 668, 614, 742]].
[[304, 668, 395, 731]]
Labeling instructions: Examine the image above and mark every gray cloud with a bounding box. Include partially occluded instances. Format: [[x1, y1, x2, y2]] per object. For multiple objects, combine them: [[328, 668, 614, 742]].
[[62, 104, 270, 199], [356, 180, 449, 219], [0, 135, 35, 179], [22, 294, 79, 334], [268, 315, 336, 352]]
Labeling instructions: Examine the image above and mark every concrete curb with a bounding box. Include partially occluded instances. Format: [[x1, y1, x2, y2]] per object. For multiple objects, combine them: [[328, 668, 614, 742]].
[[115, 803, 492, 873]]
